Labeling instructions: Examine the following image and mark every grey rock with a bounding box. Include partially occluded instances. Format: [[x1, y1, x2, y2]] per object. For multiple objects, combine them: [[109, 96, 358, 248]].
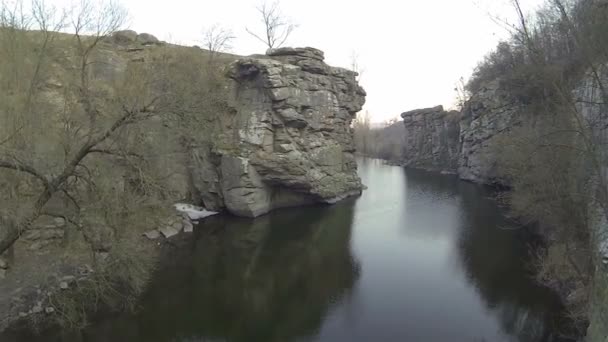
[[143, 230, 161, 240], [18, 312, 28, 318], [171, 221, 184, 231], [400, 105, 461, 173], [183, 220, 194, 233], [205, 47, 365, 217], [137, 33, 159, 45], [456, 80, 523, 185], [267, 47, 325, 61], [0, 258, 7, 269], [159, 226, 179, 238], [45, 307, 55, 314], [59, 281, 69, 290], [112, 30, 138, 44], [32, 305, 43, 314]]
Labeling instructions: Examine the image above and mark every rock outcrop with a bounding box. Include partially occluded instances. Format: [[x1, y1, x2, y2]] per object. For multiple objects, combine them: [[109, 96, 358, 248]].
[[398, 82, 521, 184], [195, 47, 366, 217], [458, 82, 522, 184], [400, 106, 460, 173]]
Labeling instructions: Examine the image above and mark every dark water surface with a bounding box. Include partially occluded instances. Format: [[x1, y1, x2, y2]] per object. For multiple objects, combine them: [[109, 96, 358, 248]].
[[6, 159, 570, 342]]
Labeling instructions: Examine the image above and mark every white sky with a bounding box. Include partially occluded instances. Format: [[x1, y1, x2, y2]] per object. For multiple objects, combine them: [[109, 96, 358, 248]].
[[119, 0, 543, 122]]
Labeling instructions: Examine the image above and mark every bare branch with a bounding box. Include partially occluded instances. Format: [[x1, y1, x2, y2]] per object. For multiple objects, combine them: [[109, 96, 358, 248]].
[[202, 24, 235, 57], [246, 1, 296, 49], [0, 158, 48, 188]]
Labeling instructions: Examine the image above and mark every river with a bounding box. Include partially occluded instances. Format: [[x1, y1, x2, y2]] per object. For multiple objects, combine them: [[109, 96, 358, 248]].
[[5, 158, 571, 342]]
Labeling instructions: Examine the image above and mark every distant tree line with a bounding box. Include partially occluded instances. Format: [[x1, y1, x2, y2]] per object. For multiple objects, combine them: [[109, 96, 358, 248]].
[[352, 111, 403, 161]]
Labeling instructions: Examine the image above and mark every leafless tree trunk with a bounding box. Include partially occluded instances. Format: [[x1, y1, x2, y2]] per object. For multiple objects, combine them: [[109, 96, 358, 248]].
[[202, 24, 235, 62], [246, 1, 296, 49], [0, 0, 164, 256]]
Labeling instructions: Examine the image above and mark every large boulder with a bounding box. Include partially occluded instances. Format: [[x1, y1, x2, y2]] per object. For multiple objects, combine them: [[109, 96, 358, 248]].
[[112, 30, 138, 44], [136, 33, 159, 45]]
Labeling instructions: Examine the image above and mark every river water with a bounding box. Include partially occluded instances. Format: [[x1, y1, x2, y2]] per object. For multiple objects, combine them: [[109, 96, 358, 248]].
[[6, 158, 571, 342]]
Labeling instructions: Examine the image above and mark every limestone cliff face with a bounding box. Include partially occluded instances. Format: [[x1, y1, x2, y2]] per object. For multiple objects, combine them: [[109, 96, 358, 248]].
[[458, 82, 522, 185], [400, 106, 460, 173], [398, 82, 521, 185], [195, 47, 366, 217]]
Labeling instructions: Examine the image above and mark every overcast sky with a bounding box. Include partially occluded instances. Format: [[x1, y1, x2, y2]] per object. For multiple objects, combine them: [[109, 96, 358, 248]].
[[120, 0, 544, 122]]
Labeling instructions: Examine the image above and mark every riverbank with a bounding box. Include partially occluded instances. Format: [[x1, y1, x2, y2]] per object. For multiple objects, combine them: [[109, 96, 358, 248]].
[[0, 203, 219, 334]]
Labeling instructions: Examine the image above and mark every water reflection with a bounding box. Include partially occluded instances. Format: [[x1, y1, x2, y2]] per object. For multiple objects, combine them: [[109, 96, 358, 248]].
[[3, 159, 571, 342], [403, 168, 569, 342], [5, 203, 360, 342]]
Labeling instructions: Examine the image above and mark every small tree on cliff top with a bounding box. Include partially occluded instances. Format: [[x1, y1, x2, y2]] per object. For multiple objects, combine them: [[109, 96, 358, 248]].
[[246, 0, 296, 49], [202, 23, 235, 60]]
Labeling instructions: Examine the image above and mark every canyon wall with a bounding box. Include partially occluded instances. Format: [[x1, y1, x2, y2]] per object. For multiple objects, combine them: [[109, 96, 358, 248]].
[[398, 68, 608, 342], [399, 82, 522, 184], [400, 106, 460, 173], [458, 81, 523, 185]]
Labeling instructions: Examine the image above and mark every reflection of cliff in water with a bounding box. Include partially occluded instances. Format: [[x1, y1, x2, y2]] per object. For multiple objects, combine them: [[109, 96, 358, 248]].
[[181, 202, 360, 342], [118, 202, 358, 342], [404, 169, 571, 342], [4, 201, 359, 342]]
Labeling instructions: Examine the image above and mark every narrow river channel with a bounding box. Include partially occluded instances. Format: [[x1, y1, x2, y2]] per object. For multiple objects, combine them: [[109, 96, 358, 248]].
[[5, 158, 571, 342]]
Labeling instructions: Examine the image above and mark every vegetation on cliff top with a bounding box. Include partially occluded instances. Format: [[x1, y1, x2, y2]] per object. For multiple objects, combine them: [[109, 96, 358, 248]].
[[0, 0, 231, 328], [469, 0, 608, 336]]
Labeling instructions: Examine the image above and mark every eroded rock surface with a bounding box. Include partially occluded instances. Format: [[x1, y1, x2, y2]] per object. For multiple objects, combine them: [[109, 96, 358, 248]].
[[196, 47, 366, 217], [458, 82, 522, 184], [400, 105, 460, 173]]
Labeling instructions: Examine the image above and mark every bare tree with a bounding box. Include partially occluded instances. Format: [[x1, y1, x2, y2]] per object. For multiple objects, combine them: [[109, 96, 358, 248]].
[[353, 110, 373, 155], [0, 0, 165, 256], [0, 0, 231, 328], [246, 1, 296, 49], [350, 51, 365, 82], [454, 77, 469, 110], [202, 24, 235, 60]]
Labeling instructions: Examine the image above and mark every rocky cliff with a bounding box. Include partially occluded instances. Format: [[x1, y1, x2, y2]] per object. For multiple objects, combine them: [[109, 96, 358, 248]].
[[397, 66, 608, 342], [400, 106, 460, 173], [193, 47, 366, 217], [458, 82, 523, 185], [399, 83, 521, 184]]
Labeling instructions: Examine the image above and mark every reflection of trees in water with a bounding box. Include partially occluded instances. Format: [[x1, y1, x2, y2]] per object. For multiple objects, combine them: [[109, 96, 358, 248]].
[[185, 203, 360, 342], [15, 201, 359, 342], [404, 168, 571, 342], [454, 178, 571, 342]]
